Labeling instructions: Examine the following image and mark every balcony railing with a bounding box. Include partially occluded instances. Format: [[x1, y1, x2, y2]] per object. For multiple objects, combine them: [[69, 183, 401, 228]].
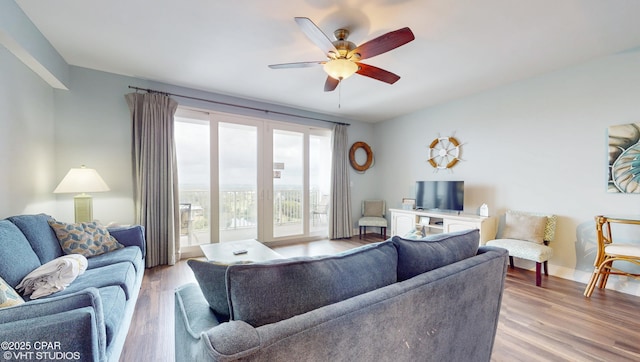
[[179, 189, 327, 246]]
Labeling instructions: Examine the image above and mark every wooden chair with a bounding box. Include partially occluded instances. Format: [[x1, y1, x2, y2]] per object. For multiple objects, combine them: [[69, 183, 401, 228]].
[[486, 210, 557, 286], [358, 200, 387, 239], [583, 215, 640, 297]]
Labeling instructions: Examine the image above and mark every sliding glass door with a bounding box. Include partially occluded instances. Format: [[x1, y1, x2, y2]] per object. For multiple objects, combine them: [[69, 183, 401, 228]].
[[271, 128, 304, 238], [309, 133, 332, 234], [175, 108, 331, 250], [218, 121, 259, 241], [175, 112, 210, 249]]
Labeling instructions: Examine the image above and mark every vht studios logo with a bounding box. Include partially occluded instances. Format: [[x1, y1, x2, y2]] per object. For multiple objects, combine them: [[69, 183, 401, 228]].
[[3, 351, 81, 360]]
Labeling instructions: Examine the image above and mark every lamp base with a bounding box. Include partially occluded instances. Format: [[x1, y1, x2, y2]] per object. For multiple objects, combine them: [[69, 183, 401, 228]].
[[74, 194, 93, 223]]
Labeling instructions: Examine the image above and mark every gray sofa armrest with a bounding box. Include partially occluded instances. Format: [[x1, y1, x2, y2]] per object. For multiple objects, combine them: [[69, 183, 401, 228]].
[[0, 288, 107, 359], [108, 225, 146, 257], [205, 321, 260, 357], [175, 284, 224, 362]]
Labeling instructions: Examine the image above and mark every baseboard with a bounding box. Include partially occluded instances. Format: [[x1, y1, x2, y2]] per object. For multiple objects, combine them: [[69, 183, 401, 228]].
[[517, 262, 640, 297]]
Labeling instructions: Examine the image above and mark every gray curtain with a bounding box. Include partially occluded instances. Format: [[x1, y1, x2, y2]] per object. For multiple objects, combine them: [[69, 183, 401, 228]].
[[125, 92, 180, 267], [329, 124, 353, 239]]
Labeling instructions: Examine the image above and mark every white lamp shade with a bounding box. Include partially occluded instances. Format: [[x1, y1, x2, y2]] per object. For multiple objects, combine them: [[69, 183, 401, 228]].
[[323, 59, 359, 80], [54, 166, 110, 194]]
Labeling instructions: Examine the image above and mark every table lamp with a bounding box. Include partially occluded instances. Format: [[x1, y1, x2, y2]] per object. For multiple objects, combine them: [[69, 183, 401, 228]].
[[54, 165, 110, 223]]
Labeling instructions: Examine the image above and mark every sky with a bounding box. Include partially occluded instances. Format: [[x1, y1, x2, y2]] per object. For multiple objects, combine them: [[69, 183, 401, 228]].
[[174, 117, 331, 193]]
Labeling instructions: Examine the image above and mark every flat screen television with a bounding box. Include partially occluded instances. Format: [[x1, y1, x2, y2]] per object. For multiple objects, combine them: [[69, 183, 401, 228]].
[[415, 181, 464, 212]]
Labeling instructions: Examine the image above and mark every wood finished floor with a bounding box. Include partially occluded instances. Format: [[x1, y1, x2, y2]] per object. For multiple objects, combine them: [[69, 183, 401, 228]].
[[120, 233, 640, 362]]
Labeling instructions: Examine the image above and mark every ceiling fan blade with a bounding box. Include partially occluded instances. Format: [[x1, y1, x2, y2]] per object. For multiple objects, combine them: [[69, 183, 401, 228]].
[[268, 61, 324, 69], [324, 76, 339, 92], [295, 17, 338, 56], [356, 63, 401, 84], [349, 27, 415, 60]]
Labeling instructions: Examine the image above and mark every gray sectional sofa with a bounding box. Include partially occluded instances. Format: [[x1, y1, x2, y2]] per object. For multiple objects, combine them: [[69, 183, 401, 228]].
[[175, 229, 509, 362], [0, 214, 145, 362]]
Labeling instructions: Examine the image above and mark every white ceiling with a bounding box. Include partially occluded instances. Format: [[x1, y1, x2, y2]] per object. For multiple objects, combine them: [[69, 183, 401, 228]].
[[16, 0, 640, 123]]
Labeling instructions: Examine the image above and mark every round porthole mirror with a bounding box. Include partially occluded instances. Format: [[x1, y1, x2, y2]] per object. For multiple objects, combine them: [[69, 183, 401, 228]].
[[349, 142, 374, 172]]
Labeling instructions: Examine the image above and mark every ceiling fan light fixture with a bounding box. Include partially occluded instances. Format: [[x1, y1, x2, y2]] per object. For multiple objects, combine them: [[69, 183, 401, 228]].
[[323, 59, 358, 80]]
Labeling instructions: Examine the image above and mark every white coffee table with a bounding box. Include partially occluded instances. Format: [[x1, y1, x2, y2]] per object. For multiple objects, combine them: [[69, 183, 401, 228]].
[[199, 239, 283, 263]]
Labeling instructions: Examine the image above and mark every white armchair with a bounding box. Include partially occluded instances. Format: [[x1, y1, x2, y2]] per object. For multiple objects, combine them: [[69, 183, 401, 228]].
[[486, 210, 557, 286], [358, 200, 387, 239]]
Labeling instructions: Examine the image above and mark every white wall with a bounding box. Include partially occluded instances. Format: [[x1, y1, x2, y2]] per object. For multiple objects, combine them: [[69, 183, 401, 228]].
[[0, 46, 57, 217], [375, 49, 640, 295]]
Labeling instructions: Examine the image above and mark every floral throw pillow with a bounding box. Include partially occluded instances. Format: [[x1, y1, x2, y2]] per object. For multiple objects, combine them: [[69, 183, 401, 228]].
[[48, 219, 124, 257], [0, 276, 25, 308]]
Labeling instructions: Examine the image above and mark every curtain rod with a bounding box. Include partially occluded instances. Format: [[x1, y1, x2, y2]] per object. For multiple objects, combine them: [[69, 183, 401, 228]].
[[127, 86, 350, 126]]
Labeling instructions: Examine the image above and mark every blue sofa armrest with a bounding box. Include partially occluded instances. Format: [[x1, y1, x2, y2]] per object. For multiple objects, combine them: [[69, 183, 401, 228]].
[[0, 288, 106, 361], [109, 225, 146, 257], [1, 308, 102, 362]]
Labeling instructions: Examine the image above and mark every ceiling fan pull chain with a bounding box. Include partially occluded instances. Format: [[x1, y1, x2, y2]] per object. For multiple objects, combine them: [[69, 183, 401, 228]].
[[338, 80, 342, 109]]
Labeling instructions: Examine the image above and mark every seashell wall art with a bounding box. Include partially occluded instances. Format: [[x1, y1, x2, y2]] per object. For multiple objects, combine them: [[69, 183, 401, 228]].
[[608, 122, 640, 193]]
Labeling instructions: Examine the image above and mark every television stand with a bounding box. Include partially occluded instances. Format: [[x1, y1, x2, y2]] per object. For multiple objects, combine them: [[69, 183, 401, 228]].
[[389, 208, 497, 244]]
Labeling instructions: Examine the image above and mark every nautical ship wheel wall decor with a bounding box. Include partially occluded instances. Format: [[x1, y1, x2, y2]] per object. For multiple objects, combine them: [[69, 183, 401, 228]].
[[428, 136, 462, 171]]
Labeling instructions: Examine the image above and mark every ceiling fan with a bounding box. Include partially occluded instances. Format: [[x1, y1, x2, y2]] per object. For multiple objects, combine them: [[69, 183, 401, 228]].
[[268, 17, 415, 92]]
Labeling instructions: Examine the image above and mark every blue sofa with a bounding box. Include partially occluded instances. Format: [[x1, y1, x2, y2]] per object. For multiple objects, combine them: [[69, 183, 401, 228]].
[[0, 214, 145, 362], [175, 229, 509, 362]]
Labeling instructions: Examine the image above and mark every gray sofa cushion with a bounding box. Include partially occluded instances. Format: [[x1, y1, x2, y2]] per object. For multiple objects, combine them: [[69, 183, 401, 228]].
[[187, 260, 232, 319], [393, 229, 480, 281], [226, 241, 398, 327], [0, 220, 42, 287], [7, 214, 63, 264]]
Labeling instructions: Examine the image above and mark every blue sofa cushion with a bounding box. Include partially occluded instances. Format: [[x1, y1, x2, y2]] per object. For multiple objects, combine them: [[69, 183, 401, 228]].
[[109, 226, 146, 257], [393, 229, 480, 281], [97, 286, 126, 346], [86, 246, 143, 273], [226, 241, 398, 327], [7, 214, 63, 264], [0, 220, 42, 287], [39, 262, 137, 301]]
